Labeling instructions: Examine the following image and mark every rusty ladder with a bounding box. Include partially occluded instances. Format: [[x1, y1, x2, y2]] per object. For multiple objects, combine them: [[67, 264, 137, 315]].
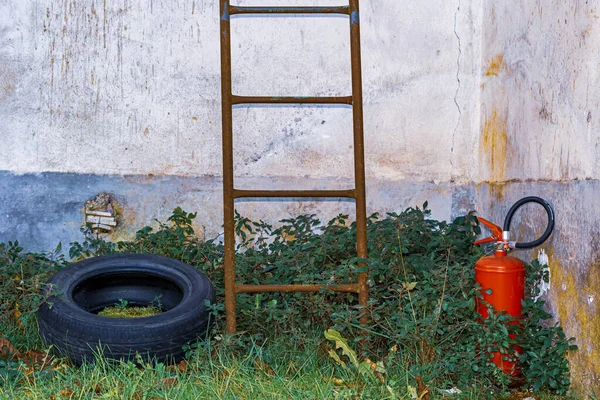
[[219, 0, 368, 334]]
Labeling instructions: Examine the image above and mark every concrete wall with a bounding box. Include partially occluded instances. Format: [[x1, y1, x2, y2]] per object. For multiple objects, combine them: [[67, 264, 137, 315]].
[[1, 0, 599, 394], [0, 0, 482, 241], [0, 0, 480, 181]]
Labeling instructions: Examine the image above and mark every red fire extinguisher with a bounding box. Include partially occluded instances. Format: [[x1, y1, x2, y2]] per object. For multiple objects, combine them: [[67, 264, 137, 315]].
[[474, 196, 555, 376]]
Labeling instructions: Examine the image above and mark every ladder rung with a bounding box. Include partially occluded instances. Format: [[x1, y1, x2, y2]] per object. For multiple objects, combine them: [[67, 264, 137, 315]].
[[236, 283, 360, 294], [233, 189, 356, 199], [231, 95, 353, 105], [229, 5, 350, 15]]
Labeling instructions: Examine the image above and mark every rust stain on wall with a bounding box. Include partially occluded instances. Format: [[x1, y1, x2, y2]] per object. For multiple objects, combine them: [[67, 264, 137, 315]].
[[485, 54, 507, 77], [489, 182, 506, 202], [482, 109, 508, 182], [548, 249, 600, 394]]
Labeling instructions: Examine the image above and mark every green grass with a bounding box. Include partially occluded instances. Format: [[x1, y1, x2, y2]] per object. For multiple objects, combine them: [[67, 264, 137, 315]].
[[0, 331, 578, 400], [0, 333, 388, 400]]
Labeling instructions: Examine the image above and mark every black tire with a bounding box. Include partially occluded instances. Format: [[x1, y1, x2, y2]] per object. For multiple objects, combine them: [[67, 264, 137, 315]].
[[37, 253, 216, 365]]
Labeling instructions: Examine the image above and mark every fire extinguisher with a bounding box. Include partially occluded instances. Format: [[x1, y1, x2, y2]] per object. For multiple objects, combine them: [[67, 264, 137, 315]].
[[474, 196, 555, 376]]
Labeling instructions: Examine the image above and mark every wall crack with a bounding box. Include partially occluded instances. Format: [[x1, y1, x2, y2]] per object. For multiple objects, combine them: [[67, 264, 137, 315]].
[[451, 0, 462, 177]]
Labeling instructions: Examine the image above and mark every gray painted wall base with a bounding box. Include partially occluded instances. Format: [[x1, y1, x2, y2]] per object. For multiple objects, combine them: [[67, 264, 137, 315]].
[[0, 171, 472, 253]]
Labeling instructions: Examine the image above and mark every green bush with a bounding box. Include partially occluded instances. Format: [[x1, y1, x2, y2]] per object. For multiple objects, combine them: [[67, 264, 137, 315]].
[[0, 204, 576, 395]]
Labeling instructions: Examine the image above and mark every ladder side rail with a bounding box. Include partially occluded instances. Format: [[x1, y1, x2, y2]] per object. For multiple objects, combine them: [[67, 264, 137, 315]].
[[348, 0, 369, 325], [219, 0, 238, 334]]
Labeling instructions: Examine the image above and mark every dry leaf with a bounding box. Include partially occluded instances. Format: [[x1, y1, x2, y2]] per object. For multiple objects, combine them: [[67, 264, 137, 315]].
[[254, 359, 275, 376], [166, 359, 188, 374], [415, 375, 431, 400], [22, 350, 51, 368], [161, 377, 178, 388], [0, 338, 20, 359], [20, 366, 36, 377], [332, 378, 345, 386], [59, 389, 74, 398], [13, 303, 23, 328], [93, 383, 102, 394], [177, 359, 188, 373], [132, 392, 143, 400]]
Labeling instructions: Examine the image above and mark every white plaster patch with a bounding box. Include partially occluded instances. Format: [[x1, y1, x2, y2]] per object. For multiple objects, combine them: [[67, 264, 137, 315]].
[[534, 249, 551, 301], [538, 249, 549, 266]]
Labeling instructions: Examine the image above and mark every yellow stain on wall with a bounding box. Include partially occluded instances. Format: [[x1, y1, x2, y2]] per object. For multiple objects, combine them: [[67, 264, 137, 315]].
[[548, 249, 600, 394], [482, 109, 508, 182], [488, 182, 506, 202], [485, 54, 507, 77]]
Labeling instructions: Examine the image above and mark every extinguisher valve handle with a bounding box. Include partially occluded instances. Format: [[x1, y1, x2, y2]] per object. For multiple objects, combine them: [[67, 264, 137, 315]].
[[475, 217, 504, 246]]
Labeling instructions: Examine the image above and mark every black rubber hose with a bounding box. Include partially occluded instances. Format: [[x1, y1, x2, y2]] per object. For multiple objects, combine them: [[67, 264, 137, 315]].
[[503, 196, 555, 249]]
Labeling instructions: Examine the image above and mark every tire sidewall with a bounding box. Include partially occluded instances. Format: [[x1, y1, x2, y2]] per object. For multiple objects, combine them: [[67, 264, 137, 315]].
[[38, 253, 215, 362]]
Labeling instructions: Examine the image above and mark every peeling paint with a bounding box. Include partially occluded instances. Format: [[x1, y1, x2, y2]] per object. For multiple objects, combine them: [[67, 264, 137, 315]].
[[221, 2, 229, 21]]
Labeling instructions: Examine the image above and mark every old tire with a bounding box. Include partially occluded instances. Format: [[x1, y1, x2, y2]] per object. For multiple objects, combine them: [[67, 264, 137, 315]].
[[37, 253, 216, 365]]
